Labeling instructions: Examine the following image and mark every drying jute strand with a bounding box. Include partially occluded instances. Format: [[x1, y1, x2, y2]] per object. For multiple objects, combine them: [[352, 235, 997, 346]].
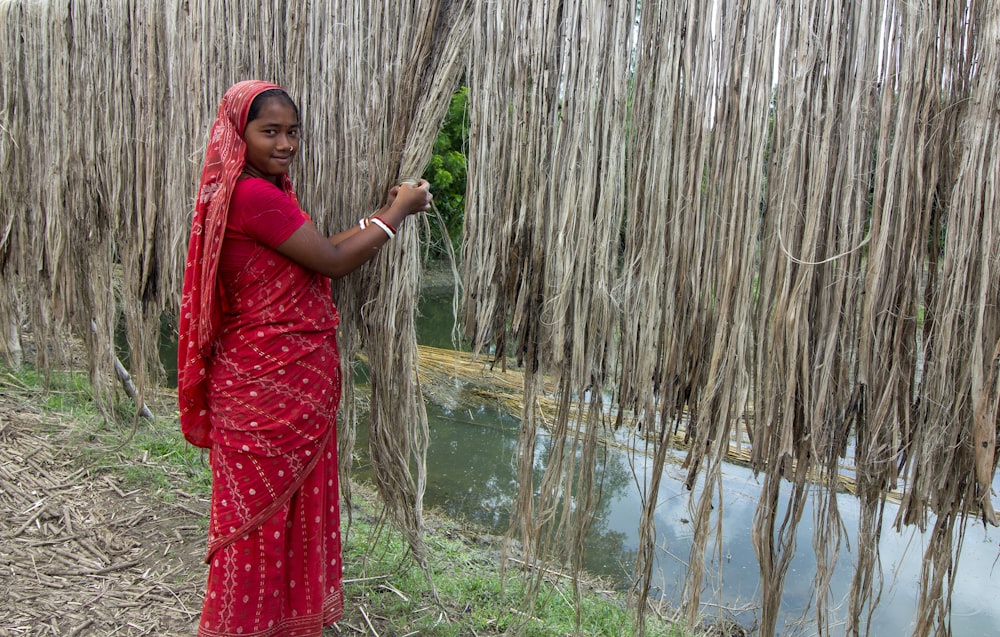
[[0, 0, 470, 595], [1, 1, 998, 636], [463, 2, 998, 637]]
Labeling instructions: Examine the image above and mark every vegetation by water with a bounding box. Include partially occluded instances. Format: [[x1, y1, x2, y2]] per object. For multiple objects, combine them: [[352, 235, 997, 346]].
[[1, 363, 703, 636]]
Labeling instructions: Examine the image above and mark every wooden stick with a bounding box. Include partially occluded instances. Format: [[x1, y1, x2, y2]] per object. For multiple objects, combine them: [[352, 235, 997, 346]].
[[47, 558, 142, 577], [91, 320, 153, 420], [358, 605, 380, 637], [114, 355, 154, 420], [67, 619, 94, 637]]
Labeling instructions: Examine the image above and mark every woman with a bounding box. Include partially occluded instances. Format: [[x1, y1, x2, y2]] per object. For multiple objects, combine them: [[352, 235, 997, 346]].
[[177, 80, 431, 637]]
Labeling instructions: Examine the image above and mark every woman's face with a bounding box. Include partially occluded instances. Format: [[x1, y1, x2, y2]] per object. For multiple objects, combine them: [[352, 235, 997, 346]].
[[242, 98, 299, 183]]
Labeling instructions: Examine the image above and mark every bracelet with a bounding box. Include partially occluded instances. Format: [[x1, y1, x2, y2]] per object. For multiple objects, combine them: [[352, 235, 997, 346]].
[[370, 216, 396, 239], [358, 217, 369, 230], [372, 215, 396, 234]]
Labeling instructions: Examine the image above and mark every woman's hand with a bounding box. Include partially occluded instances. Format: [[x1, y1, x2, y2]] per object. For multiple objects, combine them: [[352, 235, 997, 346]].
[[391, 179, 433, 216], [276, 179, 433, 280]]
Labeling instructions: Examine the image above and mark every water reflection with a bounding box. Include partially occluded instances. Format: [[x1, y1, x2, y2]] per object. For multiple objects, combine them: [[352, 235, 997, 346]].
[[396, 285, 1000, 636], [353, 399, 637, 580], [355, 396, 1000, 636]]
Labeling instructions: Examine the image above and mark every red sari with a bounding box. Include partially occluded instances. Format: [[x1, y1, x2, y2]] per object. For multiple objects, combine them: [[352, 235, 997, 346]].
[[178, 81, 344, 636]]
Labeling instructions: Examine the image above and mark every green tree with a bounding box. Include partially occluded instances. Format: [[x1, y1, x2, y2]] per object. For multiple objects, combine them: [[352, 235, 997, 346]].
[[424, 86, 468, 258]]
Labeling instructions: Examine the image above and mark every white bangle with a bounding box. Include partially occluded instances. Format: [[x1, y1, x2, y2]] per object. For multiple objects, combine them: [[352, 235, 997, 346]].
[[369, 217, 396, 239], [358, 217, 369, 230]]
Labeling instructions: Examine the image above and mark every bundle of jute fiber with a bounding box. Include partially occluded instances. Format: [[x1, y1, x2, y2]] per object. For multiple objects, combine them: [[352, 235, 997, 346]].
[[291, 0, 472, 583], [464, 0, 571, 609], [0, 0, 306, 413], [614, 1, 777, 629], [0, 1, 170, 413], [892, 4, 1000, 634], [463, 1, 999, 637], [463, 0, 634, 624], [750, 0, 905, 631], [847, 4, 948, 634], [0, 0, 471, 586]]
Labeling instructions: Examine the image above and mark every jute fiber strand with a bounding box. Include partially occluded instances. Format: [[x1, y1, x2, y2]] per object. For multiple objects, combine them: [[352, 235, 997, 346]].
[[463, 0, 634, 622], [3, 0, 1000, 635], [615, 3, 698, 623], [751, 0, 885, 633], [303, 0, 472, 578], [615, 1, 777, 629], [895, 3, 1000, 634], [464, 1, 563, 611], [0, 2, 146, 406], [0, 0, 470, 581], [0, 0, 298, 411], [849, 3, 944, 633], [464, 1, 999, 636]]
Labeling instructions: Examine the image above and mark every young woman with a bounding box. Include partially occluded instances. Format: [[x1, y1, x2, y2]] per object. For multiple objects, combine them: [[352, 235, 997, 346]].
[[178, 80, 432, 637]]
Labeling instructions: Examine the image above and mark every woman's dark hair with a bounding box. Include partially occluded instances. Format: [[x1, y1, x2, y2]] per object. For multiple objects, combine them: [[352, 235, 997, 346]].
[[246, 89, 300, 123]]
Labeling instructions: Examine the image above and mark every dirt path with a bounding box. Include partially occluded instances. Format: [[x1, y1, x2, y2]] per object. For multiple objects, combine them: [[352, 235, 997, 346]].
[[0, 393, 206, 636]]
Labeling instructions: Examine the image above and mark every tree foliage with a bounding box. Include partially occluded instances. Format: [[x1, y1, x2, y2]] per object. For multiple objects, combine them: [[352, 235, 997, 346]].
[[424, 86, 468, 258]]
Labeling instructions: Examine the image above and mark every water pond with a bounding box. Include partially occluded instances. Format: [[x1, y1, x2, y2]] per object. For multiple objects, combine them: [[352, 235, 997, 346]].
[[351, 286, 1000, 636]]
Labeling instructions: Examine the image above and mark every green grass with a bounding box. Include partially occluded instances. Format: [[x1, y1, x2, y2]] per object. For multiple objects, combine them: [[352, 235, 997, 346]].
[[341, 487, 689, 636]]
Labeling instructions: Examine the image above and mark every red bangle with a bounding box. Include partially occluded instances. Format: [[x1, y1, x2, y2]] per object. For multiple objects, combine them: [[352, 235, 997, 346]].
[[372, 217, 396, 234], [371, 216, 396, 234], [370, 216, 396, 239]]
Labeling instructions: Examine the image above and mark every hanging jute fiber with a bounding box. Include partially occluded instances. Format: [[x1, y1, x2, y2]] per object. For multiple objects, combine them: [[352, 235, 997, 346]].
[[463, 2, 998, 637], [0, 0, 471, 591], [2, 1, 997, 636]]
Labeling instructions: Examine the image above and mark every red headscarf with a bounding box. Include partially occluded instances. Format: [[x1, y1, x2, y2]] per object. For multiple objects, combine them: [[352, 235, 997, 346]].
[[177, 80, 298, 448]]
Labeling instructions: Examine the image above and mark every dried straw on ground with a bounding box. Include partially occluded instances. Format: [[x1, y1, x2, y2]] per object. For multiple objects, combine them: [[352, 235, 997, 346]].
[[2, 1, 998, 637], [0, 399, 205, 636]]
